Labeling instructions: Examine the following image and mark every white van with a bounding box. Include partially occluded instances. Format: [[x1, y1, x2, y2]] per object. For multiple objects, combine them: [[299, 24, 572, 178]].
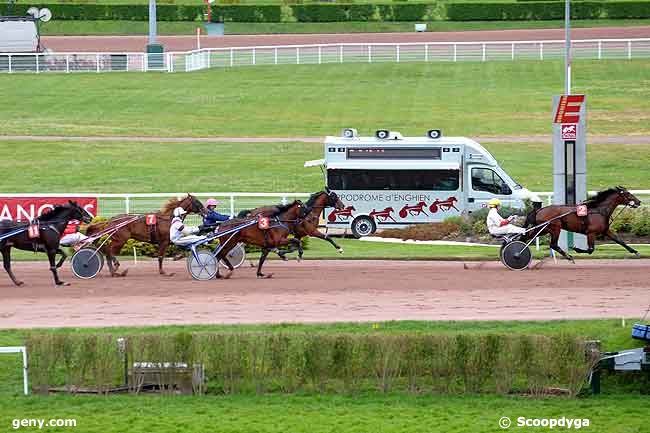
[[305, 128, 541, 237], [0, 17, 39, 53]]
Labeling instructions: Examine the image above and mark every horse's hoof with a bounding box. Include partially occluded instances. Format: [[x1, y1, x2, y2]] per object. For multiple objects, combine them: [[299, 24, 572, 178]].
[[634, 252, 641, 258], [161, 272, 175, 277], [338, 248, 344, 254], [120, 270, 129, 277], [16, 281, 24, 287], [281, 256, 288, 262], [223, 271, 233, 280], [257, 273, 273, 279], [56, 281, 68, 286]]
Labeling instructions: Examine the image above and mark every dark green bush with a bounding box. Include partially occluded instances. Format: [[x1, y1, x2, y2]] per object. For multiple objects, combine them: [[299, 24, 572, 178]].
[[26, 331, 594, 396], [212, 5, 282, 22]]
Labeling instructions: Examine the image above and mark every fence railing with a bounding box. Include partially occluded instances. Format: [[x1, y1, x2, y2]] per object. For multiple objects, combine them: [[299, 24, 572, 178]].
[[3, 190, 648, 223], [2, 38, 650, 74]]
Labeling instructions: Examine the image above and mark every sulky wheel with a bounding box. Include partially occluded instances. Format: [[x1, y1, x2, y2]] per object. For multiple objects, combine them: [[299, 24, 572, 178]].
[[71, 247, 104, 279], [501, 241, 532, 271], [187, 249, 219, 281], [220, 242, 246, 269]]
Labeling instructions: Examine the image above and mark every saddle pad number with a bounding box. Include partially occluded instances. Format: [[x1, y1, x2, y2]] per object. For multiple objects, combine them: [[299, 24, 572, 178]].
[[576, 205, 588, 217], [28, 224, 40, 239], [146, 214, 157, 225], [258, 216, 270, 230]]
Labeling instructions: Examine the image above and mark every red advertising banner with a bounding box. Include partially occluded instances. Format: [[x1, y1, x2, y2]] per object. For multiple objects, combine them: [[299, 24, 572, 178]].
[[0, 197, 98, 222]]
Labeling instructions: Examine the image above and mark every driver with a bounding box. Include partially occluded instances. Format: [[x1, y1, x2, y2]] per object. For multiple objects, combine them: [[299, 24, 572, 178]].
[[202, 198, 230, 228], [170, 207, 206, 247], [486, 198, 526, 236], [59, 219, 89, 250]]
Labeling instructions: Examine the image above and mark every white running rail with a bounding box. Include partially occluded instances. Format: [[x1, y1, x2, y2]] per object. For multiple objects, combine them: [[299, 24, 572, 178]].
[[1, 38, 649, 73]]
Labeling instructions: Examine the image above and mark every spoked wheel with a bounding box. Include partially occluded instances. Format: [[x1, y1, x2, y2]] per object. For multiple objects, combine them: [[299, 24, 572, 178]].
[[187, 249, 219, 280], [71, 247, 105, 279], [219, 242, 246, 269], [501, 241, 532, 271]]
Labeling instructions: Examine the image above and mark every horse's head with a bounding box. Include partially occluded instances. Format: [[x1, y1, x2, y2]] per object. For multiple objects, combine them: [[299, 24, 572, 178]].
[[616, 186, 641, 208], [68, 201, 94, 224], [325, 189, 345, 210], [180, 194, 206, 216]]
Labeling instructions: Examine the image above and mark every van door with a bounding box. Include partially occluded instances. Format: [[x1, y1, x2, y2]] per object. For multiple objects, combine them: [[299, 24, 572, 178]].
[[466, 165, 515, 212]]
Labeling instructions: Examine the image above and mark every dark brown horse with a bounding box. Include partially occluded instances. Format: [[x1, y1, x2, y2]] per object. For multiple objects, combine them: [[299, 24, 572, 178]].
[[525, 186, 641, 262], [0, 201, 93, 286], [217, 200, 303, 278], [238, 189, 345, 260], [85, 194, 205, 276]]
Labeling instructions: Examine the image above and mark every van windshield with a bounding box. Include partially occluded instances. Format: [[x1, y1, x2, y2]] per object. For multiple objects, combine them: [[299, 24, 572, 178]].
[[328, 169, 459, 191]]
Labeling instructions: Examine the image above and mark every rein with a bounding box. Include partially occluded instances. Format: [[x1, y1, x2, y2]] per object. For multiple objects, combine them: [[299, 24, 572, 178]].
[[608, 204, 629, 226]]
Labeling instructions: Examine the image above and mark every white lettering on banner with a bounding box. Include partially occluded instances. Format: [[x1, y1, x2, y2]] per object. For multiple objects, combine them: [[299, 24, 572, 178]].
[[340, 193, 433, 203], [0, 197, 97, 222]]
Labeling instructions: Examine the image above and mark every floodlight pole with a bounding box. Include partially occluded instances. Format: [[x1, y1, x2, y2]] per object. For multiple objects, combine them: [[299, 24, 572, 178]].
[[148, 0, 157, 44], [565, 0, 571, 95]]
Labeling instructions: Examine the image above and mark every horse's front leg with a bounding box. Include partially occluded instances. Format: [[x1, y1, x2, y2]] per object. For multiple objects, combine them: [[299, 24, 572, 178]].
[[315, 231, 343, 254], [549, 228, 574, 263], [48, 249, 67, 286], [606, 230, 640, 257], [256, 248, 272, 279], [2, 246, 23, 286], [157, 241, 174, 277], [572, 233, 595, 254], [55, 248, 68, 268]]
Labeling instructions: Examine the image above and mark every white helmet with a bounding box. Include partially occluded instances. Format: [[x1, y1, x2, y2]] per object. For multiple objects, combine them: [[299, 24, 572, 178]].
[[173, 207, 187, 218]]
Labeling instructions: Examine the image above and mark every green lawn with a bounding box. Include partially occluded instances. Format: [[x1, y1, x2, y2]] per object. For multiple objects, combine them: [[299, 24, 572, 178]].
[[38, 19, 650, 35], [2, 60, 649, 138], [0, 139, 648, 193]]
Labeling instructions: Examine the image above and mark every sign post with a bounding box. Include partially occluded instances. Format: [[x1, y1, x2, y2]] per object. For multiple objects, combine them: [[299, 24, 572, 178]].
[[552, 94, 587, 250]]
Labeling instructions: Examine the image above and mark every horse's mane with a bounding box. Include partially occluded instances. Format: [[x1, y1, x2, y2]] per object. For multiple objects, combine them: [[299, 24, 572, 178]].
[[272, 200, 300, 216], [585, 186, 624, 208], [304, 191, 324, 209], [36, 204, 75, 222], [161, 195, 188, 214]]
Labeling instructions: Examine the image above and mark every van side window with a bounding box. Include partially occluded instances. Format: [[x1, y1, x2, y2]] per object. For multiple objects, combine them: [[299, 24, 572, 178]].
[[328, 170, 459, 191], [471, 168, 511, 195]]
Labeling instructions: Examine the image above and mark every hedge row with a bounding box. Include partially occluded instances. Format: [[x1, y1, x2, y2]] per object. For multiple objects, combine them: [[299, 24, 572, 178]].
[[29, 2, 650, 21], [26, 332, 595, 396]]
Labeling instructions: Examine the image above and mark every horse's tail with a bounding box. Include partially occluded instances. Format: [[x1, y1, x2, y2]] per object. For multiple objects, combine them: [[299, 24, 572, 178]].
[[524, 208, 538, 229], [237, 209, 251, 218], [85, 220, 109, 236]]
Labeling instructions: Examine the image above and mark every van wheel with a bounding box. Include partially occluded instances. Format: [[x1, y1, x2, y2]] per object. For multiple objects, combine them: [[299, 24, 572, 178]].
[[351, 216, 376, 238]]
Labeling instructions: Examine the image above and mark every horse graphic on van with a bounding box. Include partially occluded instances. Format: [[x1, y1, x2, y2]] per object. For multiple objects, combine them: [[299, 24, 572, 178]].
[[369, 207, 397, 222], [398, 202, 429, 218], [430, 196, 459, 213], [327, 205, 356, 222]]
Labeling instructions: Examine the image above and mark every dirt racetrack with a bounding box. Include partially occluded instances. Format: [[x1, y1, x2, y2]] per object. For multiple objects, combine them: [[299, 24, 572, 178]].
[[1, 259, 649, 329], [42, 26, 650, 52]]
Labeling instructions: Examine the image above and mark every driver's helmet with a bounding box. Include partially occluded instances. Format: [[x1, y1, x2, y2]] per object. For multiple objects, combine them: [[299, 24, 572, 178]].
[[173, 207, 187, 218], [488, 198, 501, 208], [206, 198, 219, 208]]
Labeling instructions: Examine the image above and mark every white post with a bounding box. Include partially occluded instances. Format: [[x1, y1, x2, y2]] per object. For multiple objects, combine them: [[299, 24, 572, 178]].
[[396, 45, 400, 63], [126, 53, 129, 72], [274, 47, 278, 65], [453, 44, 457, 62], [167, 53, 173, 72], [35, 54, 39, 73], [281, 196, 288, 205], [252, 48, 256, 65], [7, 55, 11, 73], [425, 44, 429, 62], [125, 196, 130, 214], [628, 40, 632, 59], [598, 40, 602, 60], [540, 42, 544, 60], [482, 43, 486, 62], [296, 47, 300, 65], [66, 55, 70, 73], [142, 54, 146, 72], [207, 51, 211, 69], [511, 43, 515, 61], [230, 48, 234, 67], [368, 45, 372, 63], [96, 53, 100, 73], [197, 27, 201, 50], [230, 195, 235, 217], [339, 45, 343, 63], [318, 46, 322, 64], [22, 348, 28, 395]]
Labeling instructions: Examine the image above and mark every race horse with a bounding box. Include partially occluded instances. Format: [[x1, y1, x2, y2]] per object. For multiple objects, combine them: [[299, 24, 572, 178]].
[[0, 201, 93, 286], [85, 194, 205, 277], [217, 200, 304, 278], [525, 186, 641, 262], [238, 189, 345, 261]]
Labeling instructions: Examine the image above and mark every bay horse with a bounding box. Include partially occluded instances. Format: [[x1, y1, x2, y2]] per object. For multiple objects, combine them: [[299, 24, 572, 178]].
[[238, 189, 345, 260], [0, 201, 93, 286], [525, 186, 641, 262], [217, 200, 303, 278], [85, 194, 205, 277]]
